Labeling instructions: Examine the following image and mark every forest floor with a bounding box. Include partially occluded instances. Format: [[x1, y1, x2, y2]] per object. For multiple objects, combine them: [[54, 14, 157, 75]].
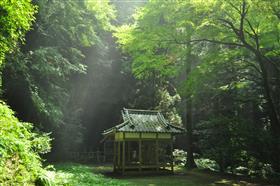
[[52, 163, 278, 186]]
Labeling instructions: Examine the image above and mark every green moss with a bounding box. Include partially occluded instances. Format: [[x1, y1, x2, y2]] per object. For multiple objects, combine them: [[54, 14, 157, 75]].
[[53, 163, 129, 186]]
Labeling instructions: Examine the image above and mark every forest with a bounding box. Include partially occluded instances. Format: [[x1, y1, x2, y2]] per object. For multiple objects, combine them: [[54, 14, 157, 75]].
[[0, 0, 280, 185]]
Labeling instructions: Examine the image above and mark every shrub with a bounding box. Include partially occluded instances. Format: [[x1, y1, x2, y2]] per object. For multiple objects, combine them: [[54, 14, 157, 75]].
[[173, 149, 187, 166], [0, 101, 51, 185], [195, 158, 219, 171]]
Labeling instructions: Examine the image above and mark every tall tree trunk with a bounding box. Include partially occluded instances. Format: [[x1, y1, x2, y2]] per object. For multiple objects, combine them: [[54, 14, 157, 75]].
[[256, 55, 280, 129], [256, 55, 280, 172], [186, 99, 197, 168], [185, 47, 197, 169]]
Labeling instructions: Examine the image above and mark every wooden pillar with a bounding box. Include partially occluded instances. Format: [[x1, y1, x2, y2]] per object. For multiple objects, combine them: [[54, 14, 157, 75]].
[[127, 141, 130, 163], [156, 133, 159, 171], [170, 136, 174, 173], [122, 133, 126, 175], [118, 141, 121, 170], [113, 141, 116, 172], [97, 150, 100, 163], [139, 132, 142, 172], [103, 141, 106, 162]]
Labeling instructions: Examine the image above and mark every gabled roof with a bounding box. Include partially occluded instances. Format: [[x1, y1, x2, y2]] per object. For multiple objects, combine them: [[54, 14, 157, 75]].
[[103, 108, 185, 135]]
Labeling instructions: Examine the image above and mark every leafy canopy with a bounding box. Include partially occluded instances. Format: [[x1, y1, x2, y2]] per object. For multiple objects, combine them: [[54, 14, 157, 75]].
[[0, 0, 36, 64], [4, 0, 116, 128]]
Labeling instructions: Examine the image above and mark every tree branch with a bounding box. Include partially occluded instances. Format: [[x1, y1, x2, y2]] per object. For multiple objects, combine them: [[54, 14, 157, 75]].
[[188, 39, 244, 47], [242, 61, 262, 75]]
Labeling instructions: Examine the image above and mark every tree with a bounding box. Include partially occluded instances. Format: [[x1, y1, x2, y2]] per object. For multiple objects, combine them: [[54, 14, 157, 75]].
[[114, 0, 200, 168], [115, 0, 280, 172], [2, 0, 115, 159], [184, 0, 280, 172], [0, 1, 51, 184]]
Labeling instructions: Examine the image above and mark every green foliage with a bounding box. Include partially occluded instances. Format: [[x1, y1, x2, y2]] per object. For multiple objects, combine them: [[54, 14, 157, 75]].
[[196, 116, 244, 172], [173, 149, 187, 166], [5, 47, 86, 126], [27, 0, 114, 127], [195, 158, 219, 171], [34, 0, 114, 48], [0, 101, 51, 185], [86, 0, 116, 31], [156, 87, 182, 126], [173, 149, 219, 171], [0, 0, 36, 64], [114, 1, 189, 79], [4, 0, 115, 129]]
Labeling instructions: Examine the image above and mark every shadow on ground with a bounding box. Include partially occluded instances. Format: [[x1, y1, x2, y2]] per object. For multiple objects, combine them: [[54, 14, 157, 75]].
[[91, 164, 278, 186]]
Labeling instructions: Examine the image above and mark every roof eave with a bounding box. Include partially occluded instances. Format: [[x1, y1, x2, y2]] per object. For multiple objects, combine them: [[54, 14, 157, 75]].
[[102, 121, 129, 135]]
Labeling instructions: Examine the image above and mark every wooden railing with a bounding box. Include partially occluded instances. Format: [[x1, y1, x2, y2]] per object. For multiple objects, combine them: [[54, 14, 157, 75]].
[[69, 151, 113, 163]]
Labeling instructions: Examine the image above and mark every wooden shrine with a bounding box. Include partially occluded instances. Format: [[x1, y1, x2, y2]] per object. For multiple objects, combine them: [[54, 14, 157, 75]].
[[102, 108, 185, 174]]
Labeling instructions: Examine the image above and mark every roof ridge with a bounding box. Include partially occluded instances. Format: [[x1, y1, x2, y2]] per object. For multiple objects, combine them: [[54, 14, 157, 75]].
[[124, 108, 161, 113], [157, 112, 169, 126], [124, 108, 137, 126]]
